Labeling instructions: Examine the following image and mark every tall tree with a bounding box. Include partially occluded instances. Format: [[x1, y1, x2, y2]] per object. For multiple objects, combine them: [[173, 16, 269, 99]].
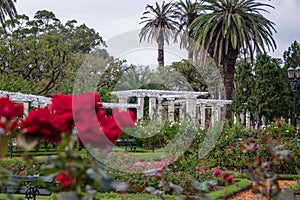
[[253, 54, 290, 124], [190, 0, 276, 103], [283, 40, 300, 124], [0, 11, 105, 96], [232, 54, 291, 126], [231, 61, 255, 116], [0, 0, 17, 27], [139, 1, 180, 66], [283, 40, 300, 69], [174, 0, 204, 59]]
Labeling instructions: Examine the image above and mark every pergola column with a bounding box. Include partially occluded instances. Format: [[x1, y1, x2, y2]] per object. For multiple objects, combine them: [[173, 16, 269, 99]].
[[179, 104, 184, 122], [137, 97, 144, 120], [167, 98, 175, 122], [234, 113, 238, 124], [211, 104, 216, 126], [215, 105, 221, 123], [261, 116, 266, 126], [200, 104, 206, 129], [117, 96, 128, 112], [186, 96, 197, 122], [246, 111, 251, 128], [149, 96, 156, 120], [23, 101, 30, 116], [240, 112, 245, 125], [157, 97, 163, 122]]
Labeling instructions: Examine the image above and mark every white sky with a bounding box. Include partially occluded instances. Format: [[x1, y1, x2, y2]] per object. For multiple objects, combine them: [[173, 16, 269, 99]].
[[15, 0, 300, 66]]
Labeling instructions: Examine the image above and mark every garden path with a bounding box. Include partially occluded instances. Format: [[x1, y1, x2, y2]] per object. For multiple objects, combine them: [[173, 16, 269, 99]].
[[228, 180, 298, 200]]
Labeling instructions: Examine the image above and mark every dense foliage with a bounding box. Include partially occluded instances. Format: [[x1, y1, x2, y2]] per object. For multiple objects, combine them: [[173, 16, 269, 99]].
[[0, 11, 105, 96], [232, 54, 291, 125]]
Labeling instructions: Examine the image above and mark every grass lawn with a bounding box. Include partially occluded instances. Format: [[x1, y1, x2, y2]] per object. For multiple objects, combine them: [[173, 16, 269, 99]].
[[0, 179, 252, 200]]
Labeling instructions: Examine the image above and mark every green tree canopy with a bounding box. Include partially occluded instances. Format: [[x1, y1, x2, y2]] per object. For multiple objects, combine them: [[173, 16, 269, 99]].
[[190, 0, 277, 103], [232, 54, 291, 125], [0, 10, 105, 96]]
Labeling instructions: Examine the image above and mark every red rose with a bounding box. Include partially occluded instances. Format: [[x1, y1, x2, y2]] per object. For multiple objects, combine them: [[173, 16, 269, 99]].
[[0, 120, 18, 133], [21, 108, 62, 143], [51, 93, 75, 131], [99, 115, 122, 144], [222, 171, 234, 183], [0, 97, 24, 120], [74, 110, 110, 148], [97, 110, 122, 144], [56, 172, 71, 188], [74, 110, 100, 132], [112, 108, 137, 128], [213, 169, 221, 176], [51, 93, 74, 114], [73, 92, 102, 112]]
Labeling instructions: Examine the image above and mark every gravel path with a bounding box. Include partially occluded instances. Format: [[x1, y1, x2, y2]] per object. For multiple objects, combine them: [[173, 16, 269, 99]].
[[228, 180, 298, 200]]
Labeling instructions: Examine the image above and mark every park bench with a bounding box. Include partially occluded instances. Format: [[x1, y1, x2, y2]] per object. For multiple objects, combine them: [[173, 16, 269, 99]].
[[116, 138, 137, 152], [0, 175, 53, 200]]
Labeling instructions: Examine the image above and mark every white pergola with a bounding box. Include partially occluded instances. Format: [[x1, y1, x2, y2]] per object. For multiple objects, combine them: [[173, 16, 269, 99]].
[[110, 89, 235, 127], [1, 89, 251, 128], [0, 90, 51, 115], [0, 90, 139, 116]]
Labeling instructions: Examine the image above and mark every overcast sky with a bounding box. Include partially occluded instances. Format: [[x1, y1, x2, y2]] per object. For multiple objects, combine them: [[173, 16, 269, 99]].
[[16, 0, 300, 66]]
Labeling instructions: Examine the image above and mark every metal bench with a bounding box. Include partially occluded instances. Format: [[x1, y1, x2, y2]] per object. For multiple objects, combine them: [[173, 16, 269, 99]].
[[1, 175, 53, 200], [116, 139, 137, 152]]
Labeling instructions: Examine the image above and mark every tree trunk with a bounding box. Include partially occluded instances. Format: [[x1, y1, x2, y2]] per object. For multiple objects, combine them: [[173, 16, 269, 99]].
[[157, 34, 164, 66], [222, 48, 238, 119]]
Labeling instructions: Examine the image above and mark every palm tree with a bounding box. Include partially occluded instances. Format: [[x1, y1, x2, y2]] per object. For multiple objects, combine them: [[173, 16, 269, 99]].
[[174, 0, 204, 60], [190, 0, 276, 102], [139, 1, 180, 66], [0, 0, 17, 27]]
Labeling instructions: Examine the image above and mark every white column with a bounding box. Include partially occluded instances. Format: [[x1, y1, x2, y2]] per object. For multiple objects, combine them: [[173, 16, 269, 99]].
[[186, 97, 197, 122], [179, 104, 184, 122], [246, 111, 251, 128], [240, 112, 245, 125], [149, 97, 156, 120], [211, 105, 216, 126], [23, 101, 30, 116], [167, 98, 175, 123], [262, 116, 266, 126], [157, 97, 163, 122], [234, 113, 237, 124], [200, 104, 206, 129], [215, 105, 221, 122], [137, 97, 144, 120], [118, 97, 128, 112]]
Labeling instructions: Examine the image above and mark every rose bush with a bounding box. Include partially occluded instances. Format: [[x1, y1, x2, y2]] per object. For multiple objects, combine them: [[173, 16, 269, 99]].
[[0, 92, 137, 199], [0, 97, 23, 134]]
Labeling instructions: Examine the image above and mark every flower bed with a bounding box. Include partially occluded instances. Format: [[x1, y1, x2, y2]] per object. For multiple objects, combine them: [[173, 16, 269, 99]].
[[0, 93, 299, 199]]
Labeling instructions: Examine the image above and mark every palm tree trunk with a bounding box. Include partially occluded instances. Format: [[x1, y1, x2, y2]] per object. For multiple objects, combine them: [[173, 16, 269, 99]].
[[222, 49, 238, 119], [158, 35, 164, 66]]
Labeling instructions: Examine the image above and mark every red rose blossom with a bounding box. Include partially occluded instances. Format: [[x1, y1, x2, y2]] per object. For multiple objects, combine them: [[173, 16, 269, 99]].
[[112, 108, 137, 129], [0, 97, 24, 120], [51, 93, 75, 131], [222, 171, 234, 183], [56, 172, 71, 188], [100, 115, 122, 144], [73, 92, 102, 112], [21, 108, 62, 143], [213, 169, 221, 176]]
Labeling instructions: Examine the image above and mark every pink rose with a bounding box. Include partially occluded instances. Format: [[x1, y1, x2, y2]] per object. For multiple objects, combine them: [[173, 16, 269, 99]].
[[213, 169, 221, 176]]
